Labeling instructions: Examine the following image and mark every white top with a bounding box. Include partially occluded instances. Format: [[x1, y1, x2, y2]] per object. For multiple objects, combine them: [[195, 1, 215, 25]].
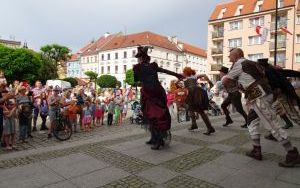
[[224, 58, 256, 89]]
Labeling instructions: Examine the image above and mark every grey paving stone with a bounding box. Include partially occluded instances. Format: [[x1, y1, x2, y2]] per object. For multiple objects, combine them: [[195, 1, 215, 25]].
[[70, 167, 130, 188], [208, 144, 235, 152], [212, 153, 253, 170], [243, 160, 286, 179], [163, 174, 221, 188], [108, 138, 147, 152], [184, 161, 238, 184], [277, 167, 300, 185], [137, 150, 180, 165], [172, 129, 238, 143], [43, 180, 77, 188], [137, 166, 179, 184], [101, 175, 156, 188], [218, 170, 276, 188], [42, 153, 110, 179], [163, 141, 202, 155], [0, 163, 64, 188], [118, 145, 152, 157], [268, 180, 300, 188]]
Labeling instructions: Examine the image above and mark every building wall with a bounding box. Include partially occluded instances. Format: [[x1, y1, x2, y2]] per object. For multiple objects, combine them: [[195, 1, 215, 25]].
[[207, 1, 300, 81], [67, 60, 81, 77]]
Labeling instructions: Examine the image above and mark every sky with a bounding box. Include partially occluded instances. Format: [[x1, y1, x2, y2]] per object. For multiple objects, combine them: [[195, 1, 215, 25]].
[[0, 0, 226, 53]]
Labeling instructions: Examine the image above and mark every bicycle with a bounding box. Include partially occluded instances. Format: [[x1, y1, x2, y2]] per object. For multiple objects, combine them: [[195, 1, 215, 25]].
[[53, 109, 72, 141]]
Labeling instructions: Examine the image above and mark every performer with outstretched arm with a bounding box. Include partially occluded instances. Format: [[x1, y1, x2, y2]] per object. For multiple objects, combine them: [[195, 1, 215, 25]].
[[133, 46, 183, 150]]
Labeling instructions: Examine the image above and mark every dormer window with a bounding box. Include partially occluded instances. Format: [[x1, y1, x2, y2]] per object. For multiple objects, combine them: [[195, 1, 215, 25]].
[[254, 0, 263, 12], [278, 0, 284, 8], [235, 5, 244, 16], [218, 8, 226, 19]]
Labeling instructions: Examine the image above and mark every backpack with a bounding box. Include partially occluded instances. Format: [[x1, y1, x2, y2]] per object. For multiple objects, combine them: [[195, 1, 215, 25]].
[[41, 101, 48, 115]]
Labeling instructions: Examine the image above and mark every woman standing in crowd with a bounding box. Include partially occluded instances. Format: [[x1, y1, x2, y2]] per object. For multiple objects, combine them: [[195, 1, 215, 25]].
[[39, 92, 49, 131], [133, 46, 183, 150], [47, 86, 62, 138], [3, 100, 17, 150]]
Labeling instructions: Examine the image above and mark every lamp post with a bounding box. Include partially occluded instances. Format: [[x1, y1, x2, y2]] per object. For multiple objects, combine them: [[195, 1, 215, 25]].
[[274, 0, 279, 66]]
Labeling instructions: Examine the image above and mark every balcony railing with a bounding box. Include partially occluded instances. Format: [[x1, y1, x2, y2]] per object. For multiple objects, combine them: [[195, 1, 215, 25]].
[[270, 19, 288, 31], [212, 31, 224, 39], [211, 48, 223, 55], [269, 41, 286, 50]]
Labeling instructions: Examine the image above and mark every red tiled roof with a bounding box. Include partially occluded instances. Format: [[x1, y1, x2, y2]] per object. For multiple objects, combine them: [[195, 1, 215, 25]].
[[297, 0, 300, 12], [69, 54, 79, 61], [181, 43, 207, 57], [80, 33, 119, 56], [210, 0, 296, 21], [100, 31, 181, 52]]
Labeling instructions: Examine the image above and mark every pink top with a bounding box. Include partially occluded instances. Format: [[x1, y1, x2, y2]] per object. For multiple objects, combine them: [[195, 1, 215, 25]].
[[166, 93, 174, 107]]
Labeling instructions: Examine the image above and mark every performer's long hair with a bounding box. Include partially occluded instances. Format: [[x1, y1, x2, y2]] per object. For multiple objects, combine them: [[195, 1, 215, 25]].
[[183, 67, 196, 77]]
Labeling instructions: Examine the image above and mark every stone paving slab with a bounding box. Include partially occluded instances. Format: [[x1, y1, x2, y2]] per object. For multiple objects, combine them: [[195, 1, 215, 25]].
[[0, 163, 64, 188], [101, 175, 156, 188], [43, 180, 77, 188], [212, 153, 253, 170], [137, 150, 181, 165], [42, 153, 110, 179], [137, 166, 179, 184], [172, 129, 239, 143], [163, 174, 221, 188], [208, 144, 235, 152], [69, 167, 130, 188], [184, 161, 238, 184], [277, 167, 300, 185]]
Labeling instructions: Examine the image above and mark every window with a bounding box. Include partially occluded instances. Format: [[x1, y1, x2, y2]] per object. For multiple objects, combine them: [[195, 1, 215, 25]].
[[235, 5, 244, 16], [176, 55, 178, 62], [249, 36, 262, 45], [132, 50, 136, 57], [218, 8, 226, 19], [297, 15, 300, 25], [101, 66, 104, 74], [107, 53, 110, 60], [249, 17, 264, 27], [87, 57, 89, 63], [229, 38, 242, 48], [123, 65, 127, 73], [166, 53, 169, 60], [296, 53, 300, 63], [95, 56, 98, 62], [107, 66, 110, 73], [229, 21, 242, 30], [124, 51, 127, 58], [248, 53, 263, 61], [101, 54, 104, 61], [254, 0, 263, 12], [297, 35, 300, 43], [278, 0, 284, 8], [115, 65, 118, 74], [115, 52, 118, 59]]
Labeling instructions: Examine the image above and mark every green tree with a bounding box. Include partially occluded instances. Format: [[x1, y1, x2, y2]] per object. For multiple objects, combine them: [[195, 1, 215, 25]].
[[40, 44, 71, 67], [38, 56, 58, 83], [62, 77, 78, 87], [96, 74, 117, 88], [0, 45, 42, 83], [85, 71, 98, 90], [125, 69, 140, 86]]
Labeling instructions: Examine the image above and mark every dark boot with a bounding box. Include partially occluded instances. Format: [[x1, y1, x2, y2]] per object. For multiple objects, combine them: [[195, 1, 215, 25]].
[[279, 147, 300, 167], [203, 128, 215, 135], [222, 117, 233, 127], [151, 140, 164, 150], [264, 133, 277, 142], [199, 112, 215, 135], [188, 124, 198, 130], [281, 115, 294, 129], [246, 145, 262, 160]]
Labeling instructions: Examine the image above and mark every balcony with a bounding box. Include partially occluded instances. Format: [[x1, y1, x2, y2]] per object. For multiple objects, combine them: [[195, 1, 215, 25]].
[[269, 41, 286, 51], [211, 48, 223, 56], [212, 31, 224, 39], [270, 19, 287, 31]]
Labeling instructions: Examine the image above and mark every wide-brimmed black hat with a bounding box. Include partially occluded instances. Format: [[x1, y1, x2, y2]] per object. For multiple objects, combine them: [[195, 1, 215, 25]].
[[257, 58, 268, 64], [219, 66, 229, 74], [135, 46, 150, 58]]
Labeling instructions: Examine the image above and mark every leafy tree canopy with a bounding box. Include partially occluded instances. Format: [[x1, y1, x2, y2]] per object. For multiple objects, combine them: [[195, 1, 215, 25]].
[[0, 45, 42, 83], [84, 71, 98, 81], [40, 44, 71, 66], [62, 77, 78, 87], [96, 74, 117, 88]]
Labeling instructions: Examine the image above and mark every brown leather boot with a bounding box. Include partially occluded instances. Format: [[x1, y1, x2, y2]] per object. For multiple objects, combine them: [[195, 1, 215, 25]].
[[246, 146, 262, 160], [188, 124, 198, 130], [279, 147, 300, 167]]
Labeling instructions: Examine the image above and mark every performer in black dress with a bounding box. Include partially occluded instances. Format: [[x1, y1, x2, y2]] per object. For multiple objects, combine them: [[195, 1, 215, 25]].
[[133, 46, 183, 150]]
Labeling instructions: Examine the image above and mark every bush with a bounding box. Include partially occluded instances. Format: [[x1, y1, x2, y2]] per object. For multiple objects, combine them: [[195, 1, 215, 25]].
[[96, 74, 117, 88]]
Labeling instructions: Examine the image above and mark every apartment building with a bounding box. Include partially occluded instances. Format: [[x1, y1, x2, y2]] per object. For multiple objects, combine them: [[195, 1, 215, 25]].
[[207, 0, 300, 81], [78, 31, 207, 88]]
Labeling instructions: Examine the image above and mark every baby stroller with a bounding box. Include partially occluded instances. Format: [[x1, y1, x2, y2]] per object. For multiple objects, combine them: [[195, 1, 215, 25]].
[[208, 99, 223, 116], [129, 101, 144, 125]]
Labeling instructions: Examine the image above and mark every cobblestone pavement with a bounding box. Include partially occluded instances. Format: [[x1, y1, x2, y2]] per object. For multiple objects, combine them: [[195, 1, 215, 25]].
[[0, 113, 300, 188]]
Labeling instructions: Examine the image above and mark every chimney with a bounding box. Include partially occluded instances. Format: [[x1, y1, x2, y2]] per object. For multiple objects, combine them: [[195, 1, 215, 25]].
[[172, 36, 178, 44], [178, 43, 183, 50], [104, 32, 110, 38]]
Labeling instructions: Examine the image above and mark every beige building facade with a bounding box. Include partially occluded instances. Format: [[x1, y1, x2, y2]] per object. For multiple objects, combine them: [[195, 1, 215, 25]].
[[207, 0, 300, 81]]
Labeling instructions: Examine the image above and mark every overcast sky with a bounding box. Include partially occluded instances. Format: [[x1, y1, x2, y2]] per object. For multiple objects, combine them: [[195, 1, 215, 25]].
[[0, 0, 225, 52]]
